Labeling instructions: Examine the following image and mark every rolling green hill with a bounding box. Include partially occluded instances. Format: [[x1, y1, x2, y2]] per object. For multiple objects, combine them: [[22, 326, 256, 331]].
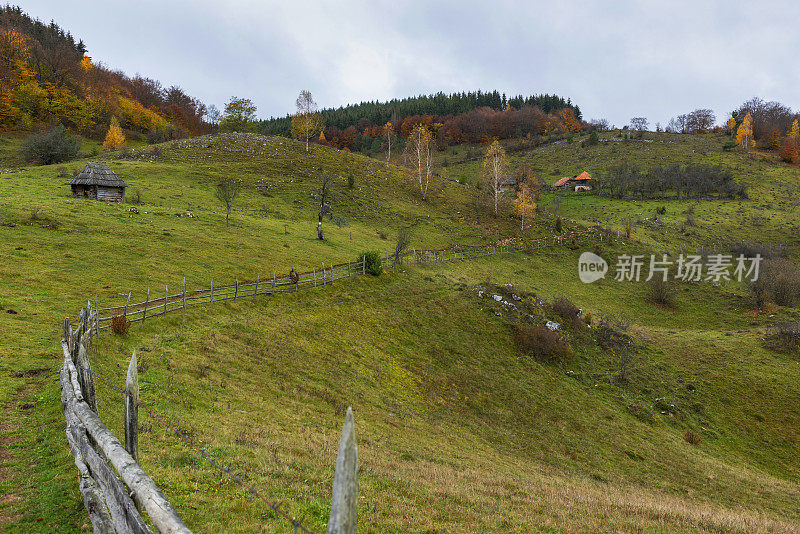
[[2, 131, 800, 532]]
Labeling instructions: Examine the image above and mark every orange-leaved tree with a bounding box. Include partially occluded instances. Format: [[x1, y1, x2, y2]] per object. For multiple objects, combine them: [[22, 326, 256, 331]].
[[736, 113, 752, 149], [103, 116, 125, 149]]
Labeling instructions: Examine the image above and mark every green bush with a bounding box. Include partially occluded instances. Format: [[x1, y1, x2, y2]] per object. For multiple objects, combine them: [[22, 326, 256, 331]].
[[360, 251, 382, 276], [21, 124, 80, 165], [588, 130, 599, 146], [722, 140, 736, 152]]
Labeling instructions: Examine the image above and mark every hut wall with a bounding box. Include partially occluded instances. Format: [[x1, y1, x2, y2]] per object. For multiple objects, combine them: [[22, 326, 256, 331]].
[[97, 186, 124, 202]]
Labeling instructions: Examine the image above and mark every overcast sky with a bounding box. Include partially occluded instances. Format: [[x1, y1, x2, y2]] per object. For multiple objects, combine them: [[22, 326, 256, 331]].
[[20, 0, 800, 127]]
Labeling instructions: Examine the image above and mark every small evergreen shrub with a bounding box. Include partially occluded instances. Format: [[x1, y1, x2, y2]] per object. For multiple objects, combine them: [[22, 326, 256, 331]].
[[360, 251, 382, 276], [21, 124, 80, 165]]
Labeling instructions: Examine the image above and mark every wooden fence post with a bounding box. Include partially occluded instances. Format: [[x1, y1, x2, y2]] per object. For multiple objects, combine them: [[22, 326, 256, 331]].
[[163, 285, 168, 316], [348, 260, 351, 276], [322, 263, 326, 285], [183, 278, 187, 309], [210, 279, 214, 304], [234, 278, 239, 302], [94, 296, 99, 337], [254, 275, 259, 298], [273, 270, 276, 294], [314, 268, 317, 287], [124, 292, 131, 319], [76, 333, 98, 413], [124, 351, 139, 463], [142, 289, 149, 323], [328, 407, 358, 534], [362, 256, 366, 275]]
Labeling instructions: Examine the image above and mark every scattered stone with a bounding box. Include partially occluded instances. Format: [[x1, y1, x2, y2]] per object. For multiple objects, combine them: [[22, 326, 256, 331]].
[[7, 309, 18, 314], [492, 294, 503, 302], [512, 294, 521, 301], [546, 321, 560, 331]]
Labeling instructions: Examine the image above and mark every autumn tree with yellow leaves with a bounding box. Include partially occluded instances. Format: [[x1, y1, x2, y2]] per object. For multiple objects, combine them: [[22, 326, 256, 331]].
[[103, 116, 125, 149], [515, 173, 539, 231], [726, 116, 737, 137], [736, 113, 753, 149], [291, 90, 323, 153]]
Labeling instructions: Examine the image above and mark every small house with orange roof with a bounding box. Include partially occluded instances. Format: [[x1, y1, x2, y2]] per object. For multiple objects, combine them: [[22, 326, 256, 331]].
[[553, 171, 593, 191]]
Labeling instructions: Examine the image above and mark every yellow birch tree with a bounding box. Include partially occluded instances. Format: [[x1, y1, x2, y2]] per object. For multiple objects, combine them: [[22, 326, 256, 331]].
[[103, 116, 125, 149]]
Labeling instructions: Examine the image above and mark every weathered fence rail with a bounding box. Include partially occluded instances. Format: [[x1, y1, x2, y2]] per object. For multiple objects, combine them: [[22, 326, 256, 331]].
[[62, 228, 605, 532]]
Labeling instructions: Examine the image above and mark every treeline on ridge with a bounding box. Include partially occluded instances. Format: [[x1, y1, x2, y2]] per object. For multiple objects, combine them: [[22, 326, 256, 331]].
[[598, 162, 747, 200], [261, 91, 583, 152]]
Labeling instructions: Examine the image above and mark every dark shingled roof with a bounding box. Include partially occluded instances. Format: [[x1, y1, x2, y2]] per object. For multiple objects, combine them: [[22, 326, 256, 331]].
[[70, 162, 127, 188]]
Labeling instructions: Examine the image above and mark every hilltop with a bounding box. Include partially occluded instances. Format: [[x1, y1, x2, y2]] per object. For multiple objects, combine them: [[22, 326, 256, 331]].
[[1, 131, 800, 532]]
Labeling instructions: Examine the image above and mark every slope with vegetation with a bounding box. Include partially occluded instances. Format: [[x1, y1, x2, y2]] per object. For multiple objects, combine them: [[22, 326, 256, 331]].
[[1, 129, 799, 532], [0, 6, 208, 146]]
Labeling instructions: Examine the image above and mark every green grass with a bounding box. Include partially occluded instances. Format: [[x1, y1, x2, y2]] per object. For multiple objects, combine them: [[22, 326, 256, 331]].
[[2, 131, 800, 532], [444, 132, 800, 249]]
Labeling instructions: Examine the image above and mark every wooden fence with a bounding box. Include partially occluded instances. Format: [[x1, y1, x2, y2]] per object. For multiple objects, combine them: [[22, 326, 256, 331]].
[[61, 228, 605, 533], [95, 229, 604, 330]]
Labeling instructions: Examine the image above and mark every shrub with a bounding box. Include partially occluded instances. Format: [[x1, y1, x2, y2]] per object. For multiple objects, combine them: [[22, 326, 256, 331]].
[[763, 258, 800, 306], [514, 324, 573, 363], [749, 277, 770, 309], [722, 140, 736, 152], [55, 166, 69, 177], [763, 322, 800, 353], [683, 430, 701, 445], [550, 298, 585, 329], [554, 216, 563, 233], [655, 205, 666, 215], [347, 174, 355, 189], [360, 251, 382, 276], [21, 124, 80, 165], [596, 315, 632, 351], [732, 242, 779, 260], [588, 130, 599, 146], [647, 277, 675, 307], [779, 137, 799, 163], [111, 315, 131, 335]]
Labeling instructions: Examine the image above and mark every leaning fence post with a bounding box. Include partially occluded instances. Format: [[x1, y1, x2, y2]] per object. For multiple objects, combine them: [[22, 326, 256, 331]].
[[328, 406, 358, 534], [234, 278, 239, 302], [142, 289, 150, 323], [76, 333, 98, 413], [125, 350, 139, 463]]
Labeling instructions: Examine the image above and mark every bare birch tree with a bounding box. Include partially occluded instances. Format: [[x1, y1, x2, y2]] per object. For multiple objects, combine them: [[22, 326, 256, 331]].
[[384, 121, 394, 167], [405, 124, 433, 200], [483, 139, 508, 216]]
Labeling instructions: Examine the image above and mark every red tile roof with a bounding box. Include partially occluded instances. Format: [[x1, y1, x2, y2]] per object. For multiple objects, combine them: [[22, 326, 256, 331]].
[[553, 171, 593, 187]]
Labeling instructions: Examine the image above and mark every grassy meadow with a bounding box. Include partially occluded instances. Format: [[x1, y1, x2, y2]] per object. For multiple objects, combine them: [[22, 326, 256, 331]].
[[1, 131, 800, 532]]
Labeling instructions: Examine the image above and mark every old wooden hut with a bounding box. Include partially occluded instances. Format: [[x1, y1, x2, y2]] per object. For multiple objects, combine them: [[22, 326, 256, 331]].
[[70, 162, 127, 202]]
